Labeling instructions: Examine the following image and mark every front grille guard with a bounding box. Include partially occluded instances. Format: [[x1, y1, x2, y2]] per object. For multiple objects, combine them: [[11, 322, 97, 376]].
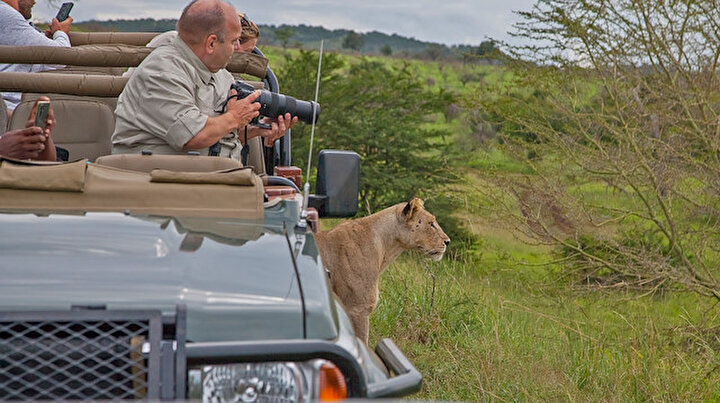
[[0, 305, 186, 400]]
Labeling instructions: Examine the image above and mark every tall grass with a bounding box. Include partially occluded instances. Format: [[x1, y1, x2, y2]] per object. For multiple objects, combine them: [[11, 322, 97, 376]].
[[371, 244, 720, 401], [302, 45, 720, 401]]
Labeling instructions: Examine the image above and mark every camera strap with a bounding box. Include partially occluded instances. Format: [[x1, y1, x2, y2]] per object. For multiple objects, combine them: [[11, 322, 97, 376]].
[[210, 92, 244, 158], [241, 126, 249, 166], [208, 142, 221, 156]]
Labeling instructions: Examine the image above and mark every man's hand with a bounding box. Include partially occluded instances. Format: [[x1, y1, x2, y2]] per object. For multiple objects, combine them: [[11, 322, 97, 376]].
[[0, 127, 48, 160], [255, 113, 299, 147], [26, 97, 56, 138], [47, 17, 73, 37], [3, 97, 58, 161], [226, 90, 261, 129], [184, 91, 261, 150]]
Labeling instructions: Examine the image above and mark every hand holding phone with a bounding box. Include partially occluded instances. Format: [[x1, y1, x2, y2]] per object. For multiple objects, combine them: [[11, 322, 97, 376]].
[[34, 101, 50, 129], [56, 2, 73, 22], [48, 2, 73, 36]]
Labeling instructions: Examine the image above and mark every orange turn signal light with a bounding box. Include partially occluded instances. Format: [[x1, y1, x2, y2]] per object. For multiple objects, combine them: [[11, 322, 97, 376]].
[[318, 361, 347, 401]]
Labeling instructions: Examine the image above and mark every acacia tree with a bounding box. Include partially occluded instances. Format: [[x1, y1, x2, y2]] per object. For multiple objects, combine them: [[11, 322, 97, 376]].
[[342, 31, 365, 52], [278, 50, 453, 210], [474, 0, 720, 296], [424, 44, 444, 61], [273, 26, 295, 49]]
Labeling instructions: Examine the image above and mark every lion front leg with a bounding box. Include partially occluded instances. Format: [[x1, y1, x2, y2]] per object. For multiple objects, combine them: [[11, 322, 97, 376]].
[[347, 305, 372, 345]]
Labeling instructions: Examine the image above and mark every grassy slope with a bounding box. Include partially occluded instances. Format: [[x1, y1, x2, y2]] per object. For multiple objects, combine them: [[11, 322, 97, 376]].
[[372, 240, 720, 401], [299, 48, 720, 401]]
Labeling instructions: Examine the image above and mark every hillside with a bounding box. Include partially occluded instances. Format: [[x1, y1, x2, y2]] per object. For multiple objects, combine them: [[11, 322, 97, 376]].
[[72, 19, 494, 59], [258, 24, 432, 54]]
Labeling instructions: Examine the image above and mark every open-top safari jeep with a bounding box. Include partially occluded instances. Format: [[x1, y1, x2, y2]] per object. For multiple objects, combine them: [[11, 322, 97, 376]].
[[0, 33, 421, 401]]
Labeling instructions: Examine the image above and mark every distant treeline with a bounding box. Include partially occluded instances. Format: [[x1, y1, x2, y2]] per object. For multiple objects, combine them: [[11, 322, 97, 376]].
[[73, 19, 500, 62]]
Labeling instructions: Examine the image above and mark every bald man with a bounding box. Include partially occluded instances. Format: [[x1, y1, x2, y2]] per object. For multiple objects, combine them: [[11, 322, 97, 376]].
[[112, 0, 296, 160]]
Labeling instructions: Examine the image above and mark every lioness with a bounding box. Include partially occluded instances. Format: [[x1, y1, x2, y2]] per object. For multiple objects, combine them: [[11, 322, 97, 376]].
[[315, 198, 450, 344]]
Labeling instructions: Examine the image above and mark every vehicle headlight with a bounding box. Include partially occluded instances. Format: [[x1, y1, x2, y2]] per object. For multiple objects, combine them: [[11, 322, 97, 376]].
[[188, 359, 347, 402]]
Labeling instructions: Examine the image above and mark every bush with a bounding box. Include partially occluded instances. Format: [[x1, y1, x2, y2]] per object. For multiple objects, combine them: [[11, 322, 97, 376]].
[[471, 0, 720, 296], [276, 50, 476, 253]]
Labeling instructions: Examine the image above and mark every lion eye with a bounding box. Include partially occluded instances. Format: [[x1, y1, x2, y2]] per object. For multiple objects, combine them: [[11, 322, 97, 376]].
[[430, 222, 436, 229]]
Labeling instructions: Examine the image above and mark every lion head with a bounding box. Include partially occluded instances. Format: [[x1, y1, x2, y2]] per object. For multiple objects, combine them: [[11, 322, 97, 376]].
[[397, 198, 450, 261]]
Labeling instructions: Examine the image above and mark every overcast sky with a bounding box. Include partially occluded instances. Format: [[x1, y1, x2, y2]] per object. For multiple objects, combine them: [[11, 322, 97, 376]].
[[32, 0, 538, 46]]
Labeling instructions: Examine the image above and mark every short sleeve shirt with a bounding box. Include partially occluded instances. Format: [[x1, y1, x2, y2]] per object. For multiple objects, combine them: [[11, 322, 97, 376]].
[[111, 35, 240, 159]]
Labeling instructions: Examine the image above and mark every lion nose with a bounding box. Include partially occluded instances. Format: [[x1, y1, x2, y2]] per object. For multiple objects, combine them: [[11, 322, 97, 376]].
[[444, 239, 450, 246]]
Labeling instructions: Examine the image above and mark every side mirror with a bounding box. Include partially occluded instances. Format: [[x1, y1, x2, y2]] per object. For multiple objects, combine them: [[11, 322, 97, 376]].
[[309, 150, 359, 217]]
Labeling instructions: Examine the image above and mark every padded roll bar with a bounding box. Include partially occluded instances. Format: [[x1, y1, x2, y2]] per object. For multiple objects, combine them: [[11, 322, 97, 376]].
[[0, 45, 151, 67], [0, 72, 128, 97], [0, 45, 268, 77], [69, 32, 159, 46]]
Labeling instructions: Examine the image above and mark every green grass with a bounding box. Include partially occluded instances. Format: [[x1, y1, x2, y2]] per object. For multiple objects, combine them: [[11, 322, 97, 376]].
[[308, 46, 720, 401], [324, 173, 720, 400], [370, 248, 720, 401], [466, 147, 535, 174]]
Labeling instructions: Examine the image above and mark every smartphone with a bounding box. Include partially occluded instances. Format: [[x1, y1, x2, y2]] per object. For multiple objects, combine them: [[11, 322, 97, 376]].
[[34, 101, 50, 129], [55, 2, 73, 22]]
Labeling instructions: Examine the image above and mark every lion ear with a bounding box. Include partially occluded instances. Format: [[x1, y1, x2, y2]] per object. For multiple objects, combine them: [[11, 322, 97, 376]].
[[401, 198, 424, 220]]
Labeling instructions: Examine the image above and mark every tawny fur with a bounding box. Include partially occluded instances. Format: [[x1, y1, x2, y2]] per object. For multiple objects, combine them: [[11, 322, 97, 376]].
[[314, 198, 450, 344]]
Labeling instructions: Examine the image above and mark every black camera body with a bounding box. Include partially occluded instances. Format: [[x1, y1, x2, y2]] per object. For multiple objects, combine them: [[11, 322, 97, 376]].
[[231, 81, 320, 124]]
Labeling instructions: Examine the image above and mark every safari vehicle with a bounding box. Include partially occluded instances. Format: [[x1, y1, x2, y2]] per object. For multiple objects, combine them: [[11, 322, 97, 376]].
[[0, 33, 421, 400]]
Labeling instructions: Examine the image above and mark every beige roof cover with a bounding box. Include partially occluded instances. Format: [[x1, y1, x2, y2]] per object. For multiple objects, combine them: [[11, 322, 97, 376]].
[[0, 158, 264, 219], [95, 154, 243, 173]]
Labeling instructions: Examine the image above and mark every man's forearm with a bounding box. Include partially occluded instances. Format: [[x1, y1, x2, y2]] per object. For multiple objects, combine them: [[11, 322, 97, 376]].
[[183, 112, 237, 150]]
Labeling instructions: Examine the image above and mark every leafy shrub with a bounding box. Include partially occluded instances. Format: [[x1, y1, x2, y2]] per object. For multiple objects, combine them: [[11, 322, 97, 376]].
[[276, 50, 476, 252]]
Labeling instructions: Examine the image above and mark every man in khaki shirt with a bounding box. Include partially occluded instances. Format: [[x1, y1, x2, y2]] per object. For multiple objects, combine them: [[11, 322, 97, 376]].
[[112, 0, 296, 159]]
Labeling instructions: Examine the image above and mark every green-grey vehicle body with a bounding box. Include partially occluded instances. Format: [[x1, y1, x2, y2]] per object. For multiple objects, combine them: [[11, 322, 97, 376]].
[[0, 198, 421, 399], [0, 35, 421, 400]]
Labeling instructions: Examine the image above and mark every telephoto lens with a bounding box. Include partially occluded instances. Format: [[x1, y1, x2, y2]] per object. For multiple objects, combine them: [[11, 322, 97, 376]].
[[232, 81, 320, 124]]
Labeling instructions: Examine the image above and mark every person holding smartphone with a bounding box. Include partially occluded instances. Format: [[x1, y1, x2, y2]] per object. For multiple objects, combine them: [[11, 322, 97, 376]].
[[0, 96, 57, 161], [0, 0, 73, 115]]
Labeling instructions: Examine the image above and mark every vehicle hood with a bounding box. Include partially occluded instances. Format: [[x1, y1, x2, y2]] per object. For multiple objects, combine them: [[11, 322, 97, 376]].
[[0, 213, 337, 342]]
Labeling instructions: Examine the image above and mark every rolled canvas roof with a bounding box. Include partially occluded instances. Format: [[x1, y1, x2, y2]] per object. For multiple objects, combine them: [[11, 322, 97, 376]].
[[0, 158, 265, 219]]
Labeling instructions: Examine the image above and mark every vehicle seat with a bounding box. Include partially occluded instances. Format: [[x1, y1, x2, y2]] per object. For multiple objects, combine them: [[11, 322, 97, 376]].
[[0, 95, 7, 134], [9, 98, 115, 162], [20, 93, 118, 116], [95, 154, 243, 173]]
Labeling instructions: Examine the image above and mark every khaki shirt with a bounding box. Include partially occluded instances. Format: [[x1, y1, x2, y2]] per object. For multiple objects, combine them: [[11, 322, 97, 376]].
[[111, 35, 241, 159]]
